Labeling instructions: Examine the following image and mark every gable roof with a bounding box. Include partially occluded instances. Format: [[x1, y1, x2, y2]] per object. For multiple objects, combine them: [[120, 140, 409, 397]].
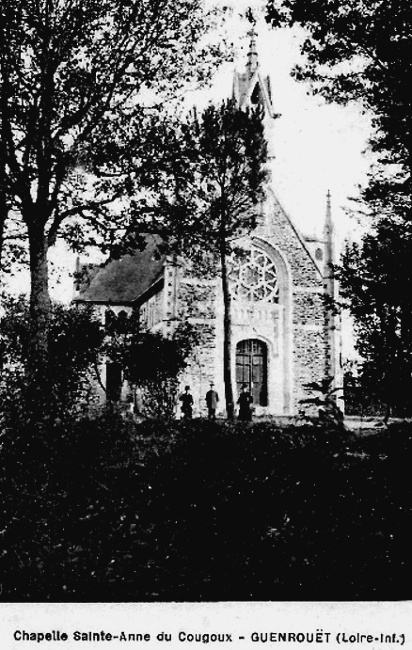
[[266, 187, 325, 279], [232, 28, 275, 117], [233, 69, 275, 117], [74, 235, 166, 305]]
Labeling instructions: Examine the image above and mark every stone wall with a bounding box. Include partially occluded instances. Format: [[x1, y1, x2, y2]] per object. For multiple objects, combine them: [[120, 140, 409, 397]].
[[171, 190, 335, 417], [105, 190, 338, 419], [179, 322, 217, 418], [176, 268, 218, 416]]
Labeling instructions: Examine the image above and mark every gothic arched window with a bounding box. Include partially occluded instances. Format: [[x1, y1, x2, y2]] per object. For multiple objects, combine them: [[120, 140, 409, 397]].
[[315, 247, 323, 261], [229, 247, 279, 303], [251, 83, 263, 106]]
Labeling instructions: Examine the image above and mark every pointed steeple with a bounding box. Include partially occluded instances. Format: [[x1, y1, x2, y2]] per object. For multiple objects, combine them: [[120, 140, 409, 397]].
[[246, 26, 259, 77], [324, 189, 333, 234], [322, 191, 343, 408], [324, 189, 335, 270], [232, 28, 275, 118]]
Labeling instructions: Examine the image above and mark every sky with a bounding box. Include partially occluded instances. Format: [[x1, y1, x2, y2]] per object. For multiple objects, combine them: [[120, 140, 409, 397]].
[[6, 0, 373, 304], [203, 2, 373, 242]]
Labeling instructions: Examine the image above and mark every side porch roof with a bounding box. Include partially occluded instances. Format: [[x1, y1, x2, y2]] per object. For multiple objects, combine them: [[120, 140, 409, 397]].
[[74, 235, 166, 305]]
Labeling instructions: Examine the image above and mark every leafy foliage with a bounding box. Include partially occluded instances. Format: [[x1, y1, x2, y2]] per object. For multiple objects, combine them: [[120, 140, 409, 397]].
[[189, 101, 269, 420], [266, 1, 412, 222], [126, 100, 269, 255], [340, 220, 412, 416], [265, 1, 412, 408], [125, 100, 269, 418], [300, 377, 345, 430], [103, 309, 200, 418], [0, 295, 104, 423], [1, 417, 410, 601], [1, 0, 228, 253], [0, 0, 228, 396]]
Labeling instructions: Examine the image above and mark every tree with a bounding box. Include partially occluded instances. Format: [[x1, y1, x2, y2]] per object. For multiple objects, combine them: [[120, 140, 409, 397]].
[[0, 295, 105, 423], [265, 0, 412, 205], [127, 100, 269, 419], [103, 309, 199, 419], [265, 0, 412, 410], [340, 220, 412, 419], [196, 101, 268, 419], [0, 0, 227, 411]]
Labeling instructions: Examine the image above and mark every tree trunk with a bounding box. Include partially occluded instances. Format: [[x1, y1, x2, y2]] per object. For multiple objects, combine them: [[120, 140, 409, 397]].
[[27, 222, 51, 419], [220, 245, 234, 420], [0, 183, 5, 280], [0, 11, 7, 282], [0, 75, 8, 283]]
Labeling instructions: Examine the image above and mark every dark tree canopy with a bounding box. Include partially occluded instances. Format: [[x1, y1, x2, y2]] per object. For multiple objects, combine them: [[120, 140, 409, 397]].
[[104, 310, 198, 385], [266, 0, 412, 411], [0, 0, 228, 408], [0, 295, 105, 421], [125, 100, 269, 256], [0, 0, 227, 256], [340, 219, 412, 415], [265, 0, 412, 218]]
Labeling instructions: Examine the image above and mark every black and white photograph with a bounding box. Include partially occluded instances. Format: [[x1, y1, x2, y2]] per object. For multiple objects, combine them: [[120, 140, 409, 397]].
[[0, 0, 411, 622]]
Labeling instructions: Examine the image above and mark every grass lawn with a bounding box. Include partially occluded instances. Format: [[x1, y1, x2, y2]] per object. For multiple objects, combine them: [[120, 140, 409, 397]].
[[1, 417, 410, 601]]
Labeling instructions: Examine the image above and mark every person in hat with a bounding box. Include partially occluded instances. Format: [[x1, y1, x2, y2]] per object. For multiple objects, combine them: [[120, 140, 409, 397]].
[[179, 385, 194, 420], [237, 383, 253, 421], [205, 382, 219, 420]]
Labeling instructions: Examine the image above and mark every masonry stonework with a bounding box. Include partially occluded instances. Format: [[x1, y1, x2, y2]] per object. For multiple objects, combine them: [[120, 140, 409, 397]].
[[74, 33, 342, 419]]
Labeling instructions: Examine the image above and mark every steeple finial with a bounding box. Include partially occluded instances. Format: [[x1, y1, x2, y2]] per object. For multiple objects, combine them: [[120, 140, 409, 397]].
[[324, 189, 333, 237], [326, 189, 332, 212], [322, 189, 343, 401], [246, 25, 259, 77]]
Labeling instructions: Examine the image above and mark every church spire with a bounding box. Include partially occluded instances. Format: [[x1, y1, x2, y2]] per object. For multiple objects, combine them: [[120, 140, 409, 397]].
[[246, 26, 259, 77], [324, 189, 334, 269], [323, 191, 343, 408], [231, 26, 277, 158], [233, 26, 275, 117]]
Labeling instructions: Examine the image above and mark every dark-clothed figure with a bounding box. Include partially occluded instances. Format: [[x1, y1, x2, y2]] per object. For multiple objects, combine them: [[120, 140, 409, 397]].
[[238, 383, 253, 421], [205, 382, 219, 420], [179, 385, 194, 420]]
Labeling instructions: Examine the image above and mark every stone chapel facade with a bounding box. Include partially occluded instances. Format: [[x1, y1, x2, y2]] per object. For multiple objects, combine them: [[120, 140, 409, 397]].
[[74, 34, 342, 419]]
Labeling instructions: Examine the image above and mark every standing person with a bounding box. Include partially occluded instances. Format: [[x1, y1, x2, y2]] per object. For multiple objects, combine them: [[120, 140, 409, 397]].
[[179, 385, 194, 420], [205, 382, 219, 420], [237, 383, 253, 421]]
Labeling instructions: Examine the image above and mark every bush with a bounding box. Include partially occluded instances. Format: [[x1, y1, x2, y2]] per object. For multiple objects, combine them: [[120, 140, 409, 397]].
[[0, 295, 104, 426], [104, 317, 200, 419], [0, 418, 410, 601]]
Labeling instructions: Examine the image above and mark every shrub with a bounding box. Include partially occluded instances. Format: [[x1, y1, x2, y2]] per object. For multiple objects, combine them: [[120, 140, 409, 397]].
[[0, 295, 104, 426], [0, 416, 409, 601], [104, 315, 200, 419]]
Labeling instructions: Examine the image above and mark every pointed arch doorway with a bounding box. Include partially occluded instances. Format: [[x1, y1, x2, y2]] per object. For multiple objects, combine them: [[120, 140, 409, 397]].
[[236, 339, 268, 407]]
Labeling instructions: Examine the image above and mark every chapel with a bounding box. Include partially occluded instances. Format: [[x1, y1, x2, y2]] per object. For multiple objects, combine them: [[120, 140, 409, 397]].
[[74, 31, 342, 418]]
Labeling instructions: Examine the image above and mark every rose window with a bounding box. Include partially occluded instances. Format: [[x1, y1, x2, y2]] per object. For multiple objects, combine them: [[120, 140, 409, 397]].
[[229, 248, 279, 303]]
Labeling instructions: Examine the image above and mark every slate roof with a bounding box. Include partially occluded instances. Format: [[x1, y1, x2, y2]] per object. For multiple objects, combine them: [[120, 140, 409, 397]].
[[75, 235, 166, 305]]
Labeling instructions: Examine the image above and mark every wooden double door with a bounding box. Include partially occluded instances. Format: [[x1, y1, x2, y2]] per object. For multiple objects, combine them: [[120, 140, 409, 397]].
[[236, 339, 268, 407]]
